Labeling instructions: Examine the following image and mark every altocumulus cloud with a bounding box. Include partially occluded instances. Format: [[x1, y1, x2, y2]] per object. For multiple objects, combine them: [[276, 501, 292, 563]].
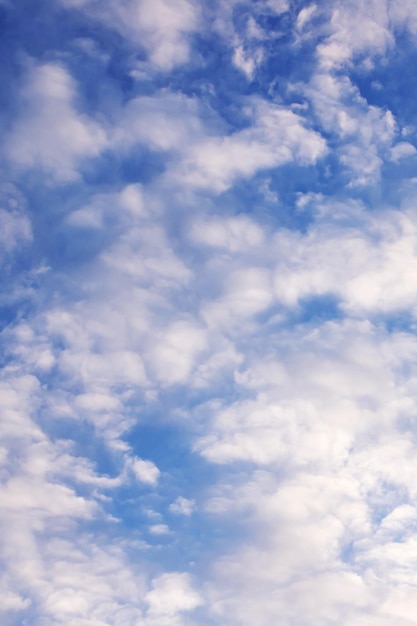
[[2, 1, 417, 625]]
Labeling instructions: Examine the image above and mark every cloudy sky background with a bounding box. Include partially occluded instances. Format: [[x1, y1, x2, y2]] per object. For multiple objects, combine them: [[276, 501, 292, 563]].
[[2, 0, 417, 624]]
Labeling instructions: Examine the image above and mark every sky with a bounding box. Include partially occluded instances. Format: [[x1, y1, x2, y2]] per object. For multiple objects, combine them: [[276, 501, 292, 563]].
[[2, 0, 417, 624]]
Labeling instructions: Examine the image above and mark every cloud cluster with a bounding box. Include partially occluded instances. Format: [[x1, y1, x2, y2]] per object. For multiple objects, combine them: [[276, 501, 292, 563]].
[[5, 63, 106, 182], [60, 0, 200, 71], [2, 0, 417, 625]]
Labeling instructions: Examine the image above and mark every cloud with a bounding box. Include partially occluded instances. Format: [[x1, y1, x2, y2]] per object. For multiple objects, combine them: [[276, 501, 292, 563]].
[[272, 204, 417, 315], [232, 42, 264, 80], [4, 1, 417, 625], [266, 0, 289, 13], [27, 537, 145, 624], [131, 457, 160, 485], [390, 141, 417, 162], [296, 4, 317, 31], [145, 572, 202, 615], [196, 318, 417, 625], [202, 267, 273, 329], [113, 90, 326, 193], [302, 72, 396, 184], [169, 496, 195, 516], [128, 0, 200, 70], [189, 214, 265, 252], [67, 184, 146, 229], [170, 98, 327, 192], [389, 0, 417, 36], [0, 207, 31, 261], [147, 319, 207, 385], [316, 0, 392, 70], [149, 523, 170, 535], [186, 198, 417, 336], [61, 0, 200, 71], [5, 63, 107, 181]]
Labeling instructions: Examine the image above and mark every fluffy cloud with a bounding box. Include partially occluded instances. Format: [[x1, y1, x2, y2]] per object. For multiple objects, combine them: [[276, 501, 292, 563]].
[[302, 72, 396, 184], [189, 214, 265, 252], [131, 457, 160, 485], [5, 63, 106, 181], [171, 98, 327, 192], [273, 204, 417, 315], [60, 0, 200, 70], [316, 0, 392, 70], [3, 1, 417, 625], [145, 572, 202, 616], [169, 496, 195, 516], [197, 317, 417, 625], [112, 90, 326, 193]]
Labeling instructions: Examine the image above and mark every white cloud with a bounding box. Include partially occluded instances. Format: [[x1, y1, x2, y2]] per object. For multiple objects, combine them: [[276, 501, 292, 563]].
[[149, 523, 170, 535], [271, 204, 417, 315], [127, 0, 200, 70], [114, 90, 202, 154], [0, 371, 44, 443], [317, 0, 392, 70], [145, 572, 202, 615], [113, 90, 326, 194], [0, 207, 31, 259], [131, 457, 160, 485], [266, 0, 289, 14], [190, 214, 265, 252], [102, 226, 192, 287], [0, 367, 148, 624], [5, 174, 417, 624], [148, 319, 208, 385], [171, 98, 327, 192], [61, 0, 200, 71], [389, 0, 417, 36], [232, 42, 264, 80], [5, 3, 417, 624], [67, 184, 146, 229], [5, 63, 106, 181], [65, 350, 147, 389], [195, 316, 417, 625], [0, 581, 31, 612], [169, 496, 195, 516], [32, 537, 145, 624], [302, 72, 396, 184], [390, 141, 417, 162], [296, 4, 317, 30], [201, 267, 273, 329], [0, 476, 96, 519]]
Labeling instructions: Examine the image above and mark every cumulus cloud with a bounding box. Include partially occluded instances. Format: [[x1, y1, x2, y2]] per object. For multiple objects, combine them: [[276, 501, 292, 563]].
[[113, 90, 326, 193], [189, 214, 265, 252], [197, 318, 417, 625], [315, 0, 393, 70], [5, 63, 107, 181], [272, 205, 417, 315], [170, 98, 327, 192], [390, 141, 417, 162], [145, 572, 202, 615], [131, 457, 160, 485], [169, 496, 195, 516], [3, 1, 417, 625], [302, 72, 396, 184], [61, 0, 200, 70]]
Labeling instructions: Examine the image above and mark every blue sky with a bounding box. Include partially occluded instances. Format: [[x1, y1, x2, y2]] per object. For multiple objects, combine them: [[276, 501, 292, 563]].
[[2, 0, 417, 624]]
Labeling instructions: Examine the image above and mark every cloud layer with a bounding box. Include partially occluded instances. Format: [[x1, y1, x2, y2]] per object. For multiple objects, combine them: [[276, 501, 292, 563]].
[[2, 1, 417, 625]]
